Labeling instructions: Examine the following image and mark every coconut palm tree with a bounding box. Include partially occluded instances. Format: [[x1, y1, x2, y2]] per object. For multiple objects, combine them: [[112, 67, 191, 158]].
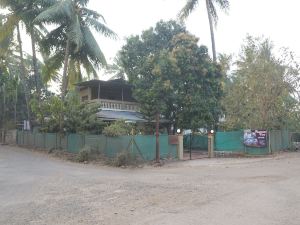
[[0, 0, 52, 100], [34, 0, 116, 101], [0, 12, 32, 126], [178, 0, 230, 62]]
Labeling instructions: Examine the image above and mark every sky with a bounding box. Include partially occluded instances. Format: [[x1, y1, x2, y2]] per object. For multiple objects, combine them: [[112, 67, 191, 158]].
[[18, 0, 300, 84], [87, 0, 300, 68]]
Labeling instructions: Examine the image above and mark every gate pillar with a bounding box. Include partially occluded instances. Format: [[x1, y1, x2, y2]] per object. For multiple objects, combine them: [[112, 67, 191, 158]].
[[208, 132, 215, 158]]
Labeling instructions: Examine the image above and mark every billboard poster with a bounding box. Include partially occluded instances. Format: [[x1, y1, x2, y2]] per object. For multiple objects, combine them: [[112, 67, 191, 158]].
[[244, 130, 267, 148]]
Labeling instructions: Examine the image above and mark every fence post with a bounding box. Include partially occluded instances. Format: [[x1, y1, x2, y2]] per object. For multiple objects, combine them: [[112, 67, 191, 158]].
[[177, 135, 183, 160], [208, 133, 214, 158], [268, 131, 272, 154]]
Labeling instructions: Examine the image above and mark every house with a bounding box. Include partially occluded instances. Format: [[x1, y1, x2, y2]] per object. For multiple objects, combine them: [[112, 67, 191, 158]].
[[76, 79, 146, 122]]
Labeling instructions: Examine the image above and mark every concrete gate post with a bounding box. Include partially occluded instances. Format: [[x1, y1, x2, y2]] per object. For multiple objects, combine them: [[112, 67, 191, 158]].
[[208, 133, 214, 158], [177, 135, 183, 160]]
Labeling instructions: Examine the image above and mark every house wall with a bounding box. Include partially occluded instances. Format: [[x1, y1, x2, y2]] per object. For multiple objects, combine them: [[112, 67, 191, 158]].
[[79, 87, 91, 101]]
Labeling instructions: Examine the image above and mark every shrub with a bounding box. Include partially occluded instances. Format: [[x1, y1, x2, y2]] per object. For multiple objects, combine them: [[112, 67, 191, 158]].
[[113, 150, 139, 167], [77, 146, 91, 162], [103, 120, 133, 137]]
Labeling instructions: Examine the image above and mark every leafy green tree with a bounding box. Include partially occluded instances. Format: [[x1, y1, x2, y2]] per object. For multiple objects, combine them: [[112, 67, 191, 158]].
[[178, 0, 230, 62], [223, 36, 300, 130], [34, 0, 116, 100], [120, 20, 223, 161], [168, 33, 223, 131], [120, 21, 186, 162]]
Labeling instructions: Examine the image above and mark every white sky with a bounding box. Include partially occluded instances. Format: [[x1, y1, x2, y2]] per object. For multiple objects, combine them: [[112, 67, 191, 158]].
[[19, 0, 300, 88], [90, 0, 300, 64]]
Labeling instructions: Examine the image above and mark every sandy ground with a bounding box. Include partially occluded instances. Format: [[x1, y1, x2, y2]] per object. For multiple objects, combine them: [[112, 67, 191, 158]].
[[1, 145, 300, 225]]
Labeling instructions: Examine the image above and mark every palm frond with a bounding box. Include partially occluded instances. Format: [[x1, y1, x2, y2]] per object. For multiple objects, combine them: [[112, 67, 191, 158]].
[[80, 55, 98, 79], [82, 26, 107, 67], [214, 0, 230, 12], [34, 0, 73, 24], [42, 51, 64, 83], [0, 13, 19, 42], [178, 0, 198, 21], [84, 17, 117, 39], [75, 0, 89, 7], [40, 25, 65, 55], [81, 7, 105, 21], [68, 58, 82, 89], [68, 14, 83, 50]]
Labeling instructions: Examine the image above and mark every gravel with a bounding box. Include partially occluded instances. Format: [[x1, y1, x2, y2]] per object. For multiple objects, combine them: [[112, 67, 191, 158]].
[[1, 145, 300, 225]]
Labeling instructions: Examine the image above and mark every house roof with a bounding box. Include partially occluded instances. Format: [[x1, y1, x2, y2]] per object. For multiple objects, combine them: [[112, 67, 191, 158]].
[[97, 109, 169, 123], [75, 79, 131, 89], [97, 109, 147, 122]]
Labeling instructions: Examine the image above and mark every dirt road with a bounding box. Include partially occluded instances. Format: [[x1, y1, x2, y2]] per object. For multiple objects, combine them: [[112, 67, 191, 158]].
[[1, 145, 300, 225]]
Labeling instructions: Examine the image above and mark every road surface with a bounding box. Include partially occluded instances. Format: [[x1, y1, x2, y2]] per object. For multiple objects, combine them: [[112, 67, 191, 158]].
[[1, 145, 300, 225]]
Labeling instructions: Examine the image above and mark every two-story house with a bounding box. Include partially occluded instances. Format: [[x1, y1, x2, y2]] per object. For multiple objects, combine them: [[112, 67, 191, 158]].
[[76, 79, 146, 122]]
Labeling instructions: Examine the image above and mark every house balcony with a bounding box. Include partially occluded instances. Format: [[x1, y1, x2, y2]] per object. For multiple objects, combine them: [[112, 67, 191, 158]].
[[90, 99, 140, 112]]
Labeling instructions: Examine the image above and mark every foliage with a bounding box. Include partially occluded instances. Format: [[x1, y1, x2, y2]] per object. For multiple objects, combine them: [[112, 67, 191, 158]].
[[31, 91, 105, 134], [120, 20, 223, 131], [34, 0, 117, 93], [178, 0, 230, 61], [77, 146, 91, 162], [102, 120, 133, 137], [222, 36, 300, 130], [113, 150, 139, 167]]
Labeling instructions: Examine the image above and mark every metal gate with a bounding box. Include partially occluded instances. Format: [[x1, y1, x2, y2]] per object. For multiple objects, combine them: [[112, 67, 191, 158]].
[[183, 133, 208, 160]]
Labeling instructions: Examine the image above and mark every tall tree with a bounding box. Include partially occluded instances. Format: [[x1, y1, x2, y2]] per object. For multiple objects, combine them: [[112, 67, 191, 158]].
[[223, 36, 300, 130], [34, 0, 116, 100], [0, 0, 51, 101], [120, 20, 223, 161], [0, 11, 32, 126], [178, 0, 230, 62]]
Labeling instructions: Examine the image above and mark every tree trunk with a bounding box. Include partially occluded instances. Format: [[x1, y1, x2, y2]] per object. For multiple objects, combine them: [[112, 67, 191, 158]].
[[206, 0, 217, 62], [59, 39, 70, 141], [16, 24, 31, 130], [155, 112, 160, 163], [14, 83, 17, 125], [1, 84, 6, 144], [30, 29, 41, 100], [61, 38, 70, 101]]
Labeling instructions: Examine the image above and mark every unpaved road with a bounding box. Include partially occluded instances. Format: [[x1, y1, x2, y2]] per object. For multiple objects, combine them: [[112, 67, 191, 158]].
[[1, 145, 300, 225]]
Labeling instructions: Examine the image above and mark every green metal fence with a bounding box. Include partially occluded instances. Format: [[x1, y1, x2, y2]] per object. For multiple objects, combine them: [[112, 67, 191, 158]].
[[215, 130, 291, 155], [16, 131, 178, 161]]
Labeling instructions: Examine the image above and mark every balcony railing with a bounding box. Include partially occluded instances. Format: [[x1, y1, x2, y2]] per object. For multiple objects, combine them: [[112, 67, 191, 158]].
[[90, 99, 139, 111]]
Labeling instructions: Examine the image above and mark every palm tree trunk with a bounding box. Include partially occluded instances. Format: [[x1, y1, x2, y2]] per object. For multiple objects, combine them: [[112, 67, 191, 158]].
[[61, 38, 70, 101], [59, 39, 70, 140], [14, 83, 17, 125], [206, 0, 217, 62], [30, 29, 41, 100], [16, 24, 31, 130]]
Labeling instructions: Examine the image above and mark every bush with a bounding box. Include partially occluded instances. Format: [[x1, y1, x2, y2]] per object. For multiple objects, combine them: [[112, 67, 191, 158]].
[[77, 146, 91, 162], [103, 120, 133, 137], [113, 150, 139, 167]]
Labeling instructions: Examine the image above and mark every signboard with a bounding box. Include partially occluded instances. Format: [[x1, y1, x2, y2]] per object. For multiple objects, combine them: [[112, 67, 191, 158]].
[[244, 130, 267, 148]]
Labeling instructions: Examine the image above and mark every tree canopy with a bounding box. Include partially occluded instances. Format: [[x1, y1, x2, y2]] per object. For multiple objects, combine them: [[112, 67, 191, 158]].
[[222, 36, 300, 130], [120, 20, 223, 132]]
